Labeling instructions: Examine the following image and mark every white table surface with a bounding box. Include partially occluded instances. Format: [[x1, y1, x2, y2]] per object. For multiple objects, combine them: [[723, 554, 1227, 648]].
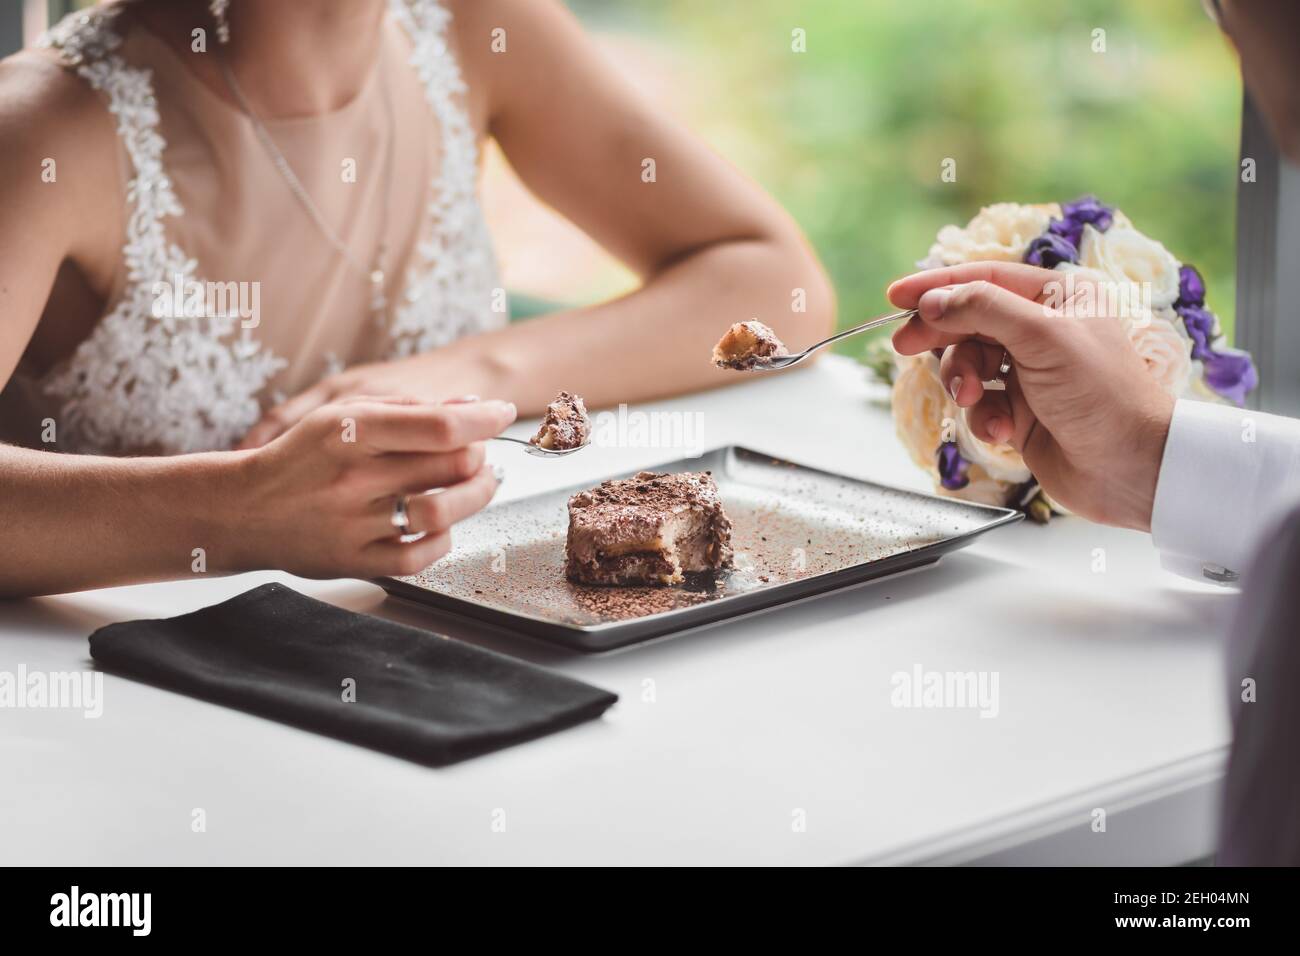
[[0, 356, 1236, 866]]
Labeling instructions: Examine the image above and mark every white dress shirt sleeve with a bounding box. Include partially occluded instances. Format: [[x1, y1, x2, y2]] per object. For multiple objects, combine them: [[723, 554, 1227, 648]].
[[1151, 398, 1300, 577]]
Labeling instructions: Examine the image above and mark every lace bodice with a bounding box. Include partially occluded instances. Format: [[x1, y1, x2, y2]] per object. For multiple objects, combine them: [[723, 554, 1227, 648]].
[[19, 0, 503, 454]]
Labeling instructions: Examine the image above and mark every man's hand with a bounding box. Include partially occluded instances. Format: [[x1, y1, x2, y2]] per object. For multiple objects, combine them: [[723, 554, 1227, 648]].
[[888, 262, 1176, 531]]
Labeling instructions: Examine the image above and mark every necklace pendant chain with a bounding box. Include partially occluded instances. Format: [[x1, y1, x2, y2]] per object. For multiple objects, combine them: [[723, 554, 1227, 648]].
[[370, 242, 388, 318], [219, 55, 398, 324]]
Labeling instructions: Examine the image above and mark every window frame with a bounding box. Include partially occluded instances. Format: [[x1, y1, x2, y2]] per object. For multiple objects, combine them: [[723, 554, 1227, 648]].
[[1235, 92, 1300, 416]]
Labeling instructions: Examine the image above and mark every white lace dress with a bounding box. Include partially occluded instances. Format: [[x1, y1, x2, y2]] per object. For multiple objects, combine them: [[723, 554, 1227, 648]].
[[2, 0, 504, 454]]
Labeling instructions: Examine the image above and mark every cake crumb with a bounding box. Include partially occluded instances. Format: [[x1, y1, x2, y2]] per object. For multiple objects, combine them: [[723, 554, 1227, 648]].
[[711, 320, 789, 370], [529, 391, 591, 450]]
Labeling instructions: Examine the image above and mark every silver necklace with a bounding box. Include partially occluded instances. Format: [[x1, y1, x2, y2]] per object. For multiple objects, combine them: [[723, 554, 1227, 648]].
[[219, 54, 397, 320]]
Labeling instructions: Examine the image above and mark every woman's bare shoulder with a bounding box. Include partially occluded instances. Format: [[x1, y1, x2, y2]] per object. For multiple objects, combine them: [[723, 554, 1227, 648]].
[[443, 0, 570, 130], [0, 50, 119, 235], [0, 49, 114, 143]]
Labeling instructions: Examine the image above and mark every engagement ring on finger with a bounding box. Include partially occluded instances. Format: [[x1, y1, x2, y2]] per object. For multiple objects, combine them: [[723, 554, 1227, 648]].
[[986, 349, 1013, 391], [391, 494, 411, 535], [982, 348, 1013, 390]]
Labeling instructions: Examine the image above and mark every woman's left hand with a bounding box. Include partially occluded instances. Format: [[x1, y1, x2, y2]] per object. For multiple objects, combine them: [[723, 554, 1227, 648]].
[[237, 356, 483, 449]]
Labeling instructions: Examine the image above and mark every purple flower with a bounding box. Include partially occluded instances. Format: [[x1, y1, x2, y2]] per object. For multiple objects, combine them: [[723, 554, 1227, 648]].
[[1175, 303, 1216, 359], [1177, 264, 1206, 306], [1048, 217, 1084, 249], [1061, 195, 1114, 232], [937, 442, 970, 490], [1203, 348, 1258, 406], [1024, 232, 1079, 268]]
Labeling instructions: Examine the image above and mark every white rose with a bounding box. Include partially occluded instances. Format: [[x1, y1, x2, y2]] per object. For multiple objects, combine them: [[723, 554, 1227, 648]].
[[1127, 310, 1193, 397], [892, 351, 951, 472], [922, 202, 1059, 267], [1077, 224, 1181, 310]]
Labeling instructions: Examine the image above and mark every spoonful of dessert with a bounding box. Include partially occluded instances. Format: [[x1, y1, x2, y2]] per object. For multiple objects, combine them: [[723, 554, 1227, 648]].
[[493, 390, 591, 458], [711, 310, 918, 372]]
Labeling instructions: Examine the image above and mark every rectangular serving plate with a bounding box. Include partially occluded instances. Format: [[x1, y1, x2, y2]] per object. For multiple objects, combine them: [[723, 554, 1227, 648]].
[[379, 446, 1021, 652]]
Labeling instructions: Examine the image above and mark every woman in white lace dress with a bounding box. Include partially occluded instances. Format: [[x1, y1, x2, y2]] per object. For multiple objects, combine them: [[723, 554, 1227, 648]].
[[0, 0, 833, 597]]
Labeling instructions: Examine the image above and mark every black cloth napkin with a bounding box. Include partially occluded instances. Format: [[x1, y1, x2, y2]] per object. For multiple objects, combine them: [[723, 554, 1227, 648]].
[[88, 582, 617, 766]]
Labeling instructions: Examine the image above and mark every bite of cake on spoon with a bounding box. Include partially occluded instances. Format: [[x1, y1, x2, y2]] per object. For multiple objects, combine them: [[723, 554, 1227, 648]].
[[711, 320, 789, 371], [529, 390, 591, 451]]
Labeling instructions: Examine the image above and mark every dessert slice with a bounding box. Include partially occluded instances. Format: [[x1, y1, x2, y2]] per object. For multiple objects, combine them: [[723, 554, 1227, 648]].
[[529, 391, 591, 451], [566, 471, 734, 586], [711, 320, 789, 370]]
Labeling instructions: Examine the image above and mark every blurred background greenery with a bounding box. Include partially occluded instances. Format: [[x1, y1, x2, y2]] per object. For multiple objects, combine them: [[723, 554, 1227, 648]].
[[497, 0, 1242, 354]]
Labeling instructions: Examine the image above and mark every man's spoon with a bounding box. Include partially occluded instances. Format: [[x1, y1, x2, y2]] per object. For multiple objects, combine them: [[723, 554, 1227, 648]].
[[740, 308, 918, 371]]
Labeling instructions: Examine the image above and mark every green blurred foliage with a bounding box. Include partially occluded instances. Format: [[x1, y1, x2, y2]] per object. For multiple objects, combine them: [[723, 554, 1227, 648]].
[[573, 0, 1242, 356]]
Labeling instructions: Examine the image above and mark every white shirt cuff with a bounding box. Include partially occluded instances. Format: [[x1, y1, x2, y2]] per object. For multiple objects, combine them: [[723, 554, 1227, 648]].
[[1151, 398, 1300, 578]]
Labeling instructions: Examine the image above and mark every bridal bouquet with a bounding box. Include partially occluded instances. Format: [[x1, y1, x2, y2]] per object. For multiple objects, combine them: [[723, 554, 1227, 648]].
[[892, 197, 1257, 519]]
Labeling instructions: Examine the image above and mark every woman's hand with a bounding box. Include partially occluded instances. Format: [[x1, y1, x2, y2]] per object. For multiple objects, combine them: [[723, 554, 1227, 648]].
[[0, 394, 515, 597], [237, 356, 485, 450], [227, 396, 516, 578], [888, 262, 1176, 531]]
